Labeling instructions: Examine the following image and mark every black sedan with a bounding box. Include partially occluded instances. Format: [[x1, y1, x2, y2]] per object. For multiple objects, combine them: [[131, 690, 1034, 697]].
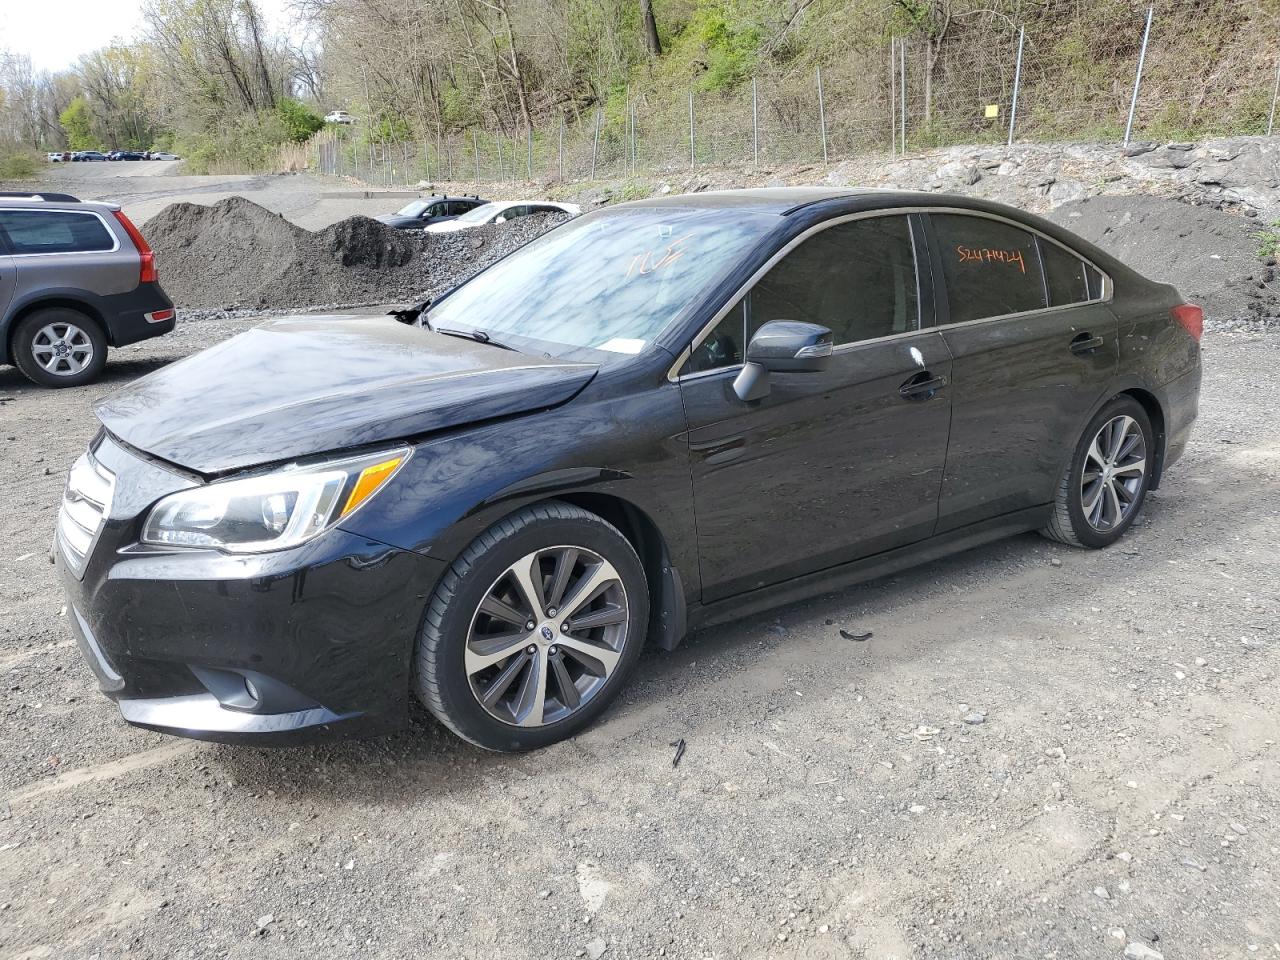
[[376, 194, 487, 230], [56, 188, 1201, 751]]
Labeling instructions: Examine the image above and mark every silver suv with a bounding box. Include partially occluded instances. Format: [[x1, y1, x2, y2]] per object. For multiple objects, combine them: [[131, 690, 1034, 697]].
[[0, 192, 175, 387]]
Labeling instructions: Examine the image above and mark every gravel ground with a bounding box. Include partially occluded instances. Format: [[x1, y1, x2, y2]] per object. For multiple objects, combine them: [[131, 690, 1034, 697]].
[[1, 316, 1277, 959]]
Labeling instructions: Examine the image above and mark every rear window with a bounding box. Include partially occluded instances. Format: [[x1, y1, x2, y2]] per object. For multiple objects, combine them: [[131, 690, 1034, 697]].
[[1039, 236, 1103, 307], [0, 210, 115, 255], [932, 213, 1046, 324]]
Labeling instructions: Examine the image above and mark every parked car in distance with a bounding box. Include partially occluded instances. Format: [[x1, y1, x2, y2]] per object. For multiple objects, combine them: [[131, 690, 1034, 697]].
[[57, 188, 1201, 751], [107, 150, 146, 161], [0, 192, 175, 388], [324, 110, 356, 124], [376, 195, 488, 230], [75, 151, 108, 162], [48, 152, 68, 162], [424, 199, 581, 233], [147, 151, 180, 161]]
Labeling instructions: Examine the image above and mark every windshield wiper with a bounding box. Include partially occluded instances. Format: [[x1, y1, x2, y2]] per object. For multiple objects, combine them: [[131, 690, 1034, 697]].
[[435, 327, 516, 351]]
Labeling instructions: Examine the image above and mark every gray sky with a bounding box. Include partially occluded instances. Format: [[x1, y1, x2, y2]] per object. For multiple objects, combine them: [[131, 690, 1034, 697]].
[[5, 0, 293, 73]]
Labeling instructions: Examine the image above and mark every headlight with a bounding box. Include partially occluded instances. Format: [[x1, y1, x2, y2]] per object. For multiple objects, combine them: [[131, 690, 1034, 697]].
[[141, 448, 410, 553]]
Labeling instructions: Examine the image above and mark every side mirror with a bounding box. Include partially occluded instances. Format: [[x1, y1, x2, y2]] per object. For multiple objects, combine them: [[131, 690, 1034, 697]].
[[733, 320, 833, 402]]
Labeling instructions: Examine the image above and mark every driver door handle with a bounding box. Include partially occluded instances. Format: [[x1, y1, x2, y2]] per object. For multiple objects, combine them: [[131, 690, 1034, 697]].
[[899, 371, 947, 401], [1070, 332, 1105, 354]]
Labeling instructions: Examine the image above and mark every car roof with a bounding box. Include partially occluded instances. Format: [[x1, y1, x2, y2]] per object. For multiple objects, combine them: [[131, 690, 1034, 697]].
[[0, 193, 120, 213]]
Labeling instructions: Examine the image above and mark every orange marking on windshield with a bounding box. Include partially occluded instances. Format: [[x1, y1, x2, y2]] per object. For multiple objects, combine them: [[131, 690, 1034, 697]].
[[625, 233, 693, 279], [956, 245, 1026, 273]]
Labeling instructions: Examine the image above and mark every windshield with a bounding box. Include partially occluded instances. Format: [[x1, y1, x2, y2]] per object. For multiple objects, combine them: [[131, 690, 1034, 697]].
[[396, 200, 430, 217], [427, 207, 777, 354]]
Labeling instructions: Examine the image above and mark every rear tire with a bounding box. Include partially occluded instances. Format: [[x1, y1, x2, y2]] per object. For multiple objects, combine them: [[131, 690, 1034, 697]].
[[1041, 395, 1154, 549], [414, 501, 649, 751], [11, 308, 107, 388]]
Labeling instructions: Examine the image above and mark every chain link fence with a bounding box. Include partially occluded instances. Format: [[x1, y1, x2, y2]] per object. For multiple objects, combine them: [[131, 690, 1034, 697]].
[[304, 0, 1280, 189]]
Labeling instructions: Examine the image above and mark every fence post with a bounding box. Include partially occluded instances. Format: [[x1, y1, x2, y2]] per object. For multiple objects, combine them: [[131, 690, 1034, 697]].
[[752, 77, 759, 166], [689, 91, 696, 167], [558, 119, 564, 180], [1267, 55, 1279, 136], [816, 66, 829, 165], [1124, 6, 1154, 146], [890, 39, 897, 157], [1008, 25, 1026, 147], [527, 127, 533, 180], [900, 40, 907, 155], [590, 109, 601, 179]]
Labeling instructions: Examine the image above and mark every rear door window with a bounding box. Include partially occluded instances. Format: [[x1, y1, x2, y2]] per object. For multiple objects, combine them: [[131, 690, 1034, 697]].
[[1038, 236, 1097, 306], [0, 210, 115, 255], [932, 213, 1046, 323]]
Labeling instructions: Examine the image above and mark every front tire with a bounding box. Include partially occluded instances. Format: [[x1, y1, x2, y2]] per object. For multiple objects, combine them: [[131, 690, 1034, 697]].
[[414, 502, 649, 751], [11, 308, 107, 388], [1041, 395, 1154, 548]]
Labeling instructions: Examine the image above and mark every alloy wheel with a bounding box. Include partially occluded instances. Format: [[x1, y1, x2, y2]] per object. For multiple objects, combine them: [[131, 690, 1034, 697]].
[[465, 546, 630, 727], [31, 322, 94, 377], [1080, 414, 1147, 531]]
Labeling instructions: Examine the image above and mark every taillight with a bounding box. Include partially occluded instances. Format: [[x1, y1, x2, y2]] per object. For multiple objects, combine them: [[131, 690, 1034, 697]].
[[112, 210, 157, 284], [1170, 303, 1203, 342]]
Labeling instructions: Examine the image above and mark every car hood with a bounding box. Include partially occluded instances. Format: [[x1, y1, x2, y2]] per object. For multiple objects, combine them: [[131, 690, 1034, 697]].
[[425, 220, 471, 234], [375, 214, 417, 228], [95, 315, 598, 474]]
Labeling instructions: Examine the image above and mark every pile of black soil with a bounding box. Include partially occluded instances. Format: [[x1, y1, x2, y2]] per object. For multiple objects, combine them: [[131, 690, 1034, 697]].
[[1049, 195, 1279, 324], [145, 196, 570, 312]]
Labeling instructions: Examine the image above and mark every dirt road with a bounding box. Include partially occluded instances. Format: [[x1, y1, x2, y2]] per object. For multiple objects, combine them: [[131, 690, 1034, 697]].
[[1, 309, 1277, 959]]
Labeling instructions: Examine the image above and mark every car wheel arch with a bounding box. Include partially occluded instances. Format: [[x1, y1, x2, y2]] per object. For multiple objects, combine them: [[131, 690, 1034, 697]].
[[4, 296, 107, 364], [423, 487, 689, 656]]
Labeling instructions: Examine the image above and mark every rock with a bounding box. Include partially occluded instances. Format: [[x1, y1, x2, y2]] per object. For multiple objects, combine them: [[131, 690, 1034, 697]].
[[585, 937, 607, 959], [1124, 142, 1158, 157], [1229, 821, 1248, 835], [1050, 558, 1062, 567], [1138, 926, 1159, 943], [963, 711, 986, 725], [1048, 179, 1088, 206], [1094, 886, 1110, 900], [256, 914, 275, 931], [1124, 943, 1164, 960]]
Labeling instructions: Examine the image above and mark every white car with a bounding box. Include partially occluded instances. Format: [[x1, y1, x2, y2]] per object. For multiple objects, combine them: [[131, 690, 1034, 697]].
[[324, 111, 356, 125], [47, 152, 65, 162], [150, 152, 180, 161], [424, 200, 581, 234]]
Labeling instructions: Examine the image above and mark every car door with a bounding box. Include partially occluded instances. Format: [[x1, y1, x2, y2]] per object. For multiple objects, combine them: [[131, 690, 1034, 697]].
[[677, 213, 954, 603], [926, 211, 1118, 532], [421, 202, 447, 224]]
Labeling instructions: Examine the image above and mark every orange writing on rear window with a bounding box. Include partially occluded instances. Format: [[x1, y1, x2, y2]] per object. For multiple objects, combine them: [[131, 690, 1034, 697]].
[[955, 245, 1026, 274], [625, 233, 692, 280]]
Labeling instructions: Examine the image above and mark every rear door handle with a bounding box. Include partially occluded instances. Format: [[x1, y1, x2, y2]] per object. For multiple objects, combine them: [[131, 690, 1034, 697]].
[[899, 372, 947, 401], [1070, 333, 1105, 354]]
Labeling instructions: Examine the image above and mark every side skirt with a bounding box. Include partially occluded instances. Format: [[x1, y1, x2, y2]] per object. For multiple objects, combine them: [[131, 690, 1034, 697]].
[[685, 505, 1051, 633]]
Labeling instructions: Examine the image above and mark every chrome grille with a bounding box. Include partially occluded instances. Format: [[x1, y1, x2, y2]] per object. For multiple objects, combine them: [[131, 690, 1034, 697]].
[[57, 448, 115, 577]]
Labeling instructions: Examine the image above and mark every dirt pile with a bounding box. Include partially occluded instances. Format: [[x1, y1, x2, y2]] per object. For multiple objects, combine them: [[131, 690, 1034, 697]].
[[146, 196, 570, 312], [1047, 195, 1279, 324]]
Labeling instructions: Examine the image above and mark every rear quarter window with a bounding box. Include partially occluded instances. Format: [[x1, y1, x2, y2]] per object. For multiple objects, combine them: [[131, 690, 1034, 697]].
[[932, 213, 1046, 324], [0, 210, 115, 255], [1039, 236, 1100, 307]]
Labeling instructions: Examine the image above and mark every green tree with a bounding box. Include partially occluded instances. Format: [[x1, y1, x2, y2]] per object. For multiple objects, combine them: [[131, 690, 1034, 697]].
[[59, 96, 97, 149], [277, 97, 324, 141]]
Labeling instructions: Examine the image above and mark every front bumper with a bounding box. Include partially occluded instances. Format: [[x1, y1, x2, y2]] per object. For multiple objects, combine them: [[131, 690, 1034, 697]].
[[57, 434, 444, 745]]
